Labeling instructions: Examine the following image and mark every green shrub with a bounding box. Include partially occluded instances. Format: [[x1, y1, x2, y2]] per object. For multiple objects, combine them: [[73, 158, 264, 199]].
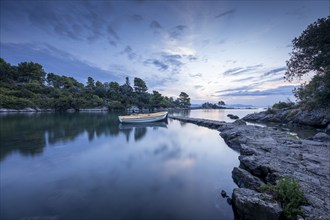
[[260, 177, 306, 220], [272, 100, 295, 110], [0, 95, 36, 109]]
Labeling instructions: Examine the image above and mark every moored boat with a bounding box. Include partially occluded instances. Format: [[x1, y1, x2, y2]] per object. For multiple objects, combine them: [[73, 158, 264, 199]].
[[118, 111, 168, 123]]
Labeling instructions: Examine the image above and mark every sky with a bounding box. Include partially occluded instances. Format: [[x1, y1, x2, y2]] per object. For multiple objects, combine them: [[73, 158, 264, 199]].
[[0, 0, 329, 106]]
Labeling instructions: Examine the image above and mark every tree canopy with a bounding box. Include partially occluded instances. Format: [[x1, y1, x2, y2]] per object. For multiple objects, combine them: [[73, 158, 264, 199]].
[[0, 58, 190, 111], [177, 92, 191, 108], [285, 16, 330, 81], [285, 16, 330, 107]]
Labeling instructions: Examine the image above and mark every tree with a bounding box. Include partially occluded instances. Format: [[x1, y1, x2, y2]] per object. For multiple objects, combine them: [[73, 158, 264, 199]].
[[47, 73, 62, 88], [17, 62, 46, 84], [177, 92, 191, 108], [285, 17, 330, 81], [218, 100, 225, 106], [0, 58, 16, 83], [86, 76, 95, 90], [150, 90, 163, 107], [95, 81, 106, 98], [285, 17, 330, 107], [121, 76, 133, 94], [134, 77, 148, 93]]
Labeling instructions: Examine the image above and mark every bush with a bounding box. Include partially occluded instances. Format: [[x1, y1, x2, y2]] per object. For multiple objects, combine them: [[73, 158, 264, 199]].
[[260, 177, 306, 220], [272, 100, 295, 110], [294, 71, 330, 109], [0, 95, 36, 109]]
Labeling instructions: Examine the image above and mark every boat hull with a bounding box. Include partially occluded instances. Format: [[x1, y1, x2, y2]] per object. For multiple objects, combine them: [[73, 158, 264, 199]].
[[118, 112, 168, 123]]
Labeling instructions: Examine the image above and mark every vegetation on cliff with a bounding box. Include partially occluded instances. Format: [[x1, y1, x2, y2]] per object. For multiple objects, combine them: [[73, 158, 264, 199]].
[[261, 178, 306, 220], [285, 16, 330, 108], [0, 58, 190, 111]]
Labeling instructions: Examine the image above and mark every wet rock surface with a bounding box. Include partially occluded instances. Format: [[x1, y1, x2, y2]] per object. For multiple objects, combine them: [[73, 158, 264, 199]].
[[169, 115, 330, 220]]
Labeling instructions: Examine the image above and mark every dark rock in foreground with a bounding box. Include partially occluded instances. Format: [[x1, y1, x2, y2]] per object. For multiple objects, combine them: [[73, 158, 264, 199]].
[[227, 114, 239, 119], [232, 188, 283, 220], [169, 115, 330, 220], [232, 167, 264, 191]]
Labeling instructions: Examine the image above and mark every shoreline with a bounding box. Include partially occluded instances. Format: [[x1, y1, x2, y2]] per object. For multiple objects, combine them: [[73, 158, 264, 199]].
[[168, 115, 330, 220], [0, 107, 109, 113]]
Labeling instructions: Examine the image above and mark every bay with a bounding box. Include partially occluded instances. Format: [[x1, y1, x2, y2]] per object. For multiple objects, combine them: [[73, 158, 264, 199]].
[[0, 110, 258, 220]]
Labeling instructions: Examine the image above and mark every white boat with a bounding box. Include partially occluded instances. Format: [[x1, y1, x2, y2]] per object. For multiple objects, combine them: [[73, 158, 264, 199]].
[[118, 111, 168, 123]]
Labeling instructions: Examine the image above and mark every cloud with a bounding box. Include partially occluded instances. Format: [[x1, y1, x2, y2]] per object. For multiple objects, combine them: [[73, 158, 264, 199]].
[[1, 42, 120, 82], [131, 14, 143, 22], [221, 86, 295, 96], [121, 45, 136, 60], [187, 55, 198, 61], [162, 54, 183, 66], [216, 85, 255, 94], [232, 76, 256, 82], [107, 26, 120, 46], [144, 52, 183, 73], [169, 25, 188, 39], [286, 7, 307, 20], [144, 59, 169, 71], [215, 9, 236, 18], [263, 77, 285, 83], [222, 64, 263, 76], [189, 73, 202, 78], [194, 85, 204, 90], [217, 39, 226, 44], [262, 67, 286, 77], [150, 20, 162, 34], [3, 1, 120, 45]]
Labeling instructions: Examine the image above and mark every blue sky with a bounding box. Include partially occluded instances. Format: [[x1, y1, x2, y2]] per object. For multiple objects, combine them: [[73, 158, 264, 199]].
[[0, 0, 329, 106]]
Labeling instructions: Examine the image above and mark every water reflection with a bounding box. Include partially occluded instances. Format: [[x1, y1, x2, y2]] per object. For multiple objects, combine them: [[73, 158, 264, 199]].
[[0, 113, 124, 160], [119, 122, 168, 142], [0, 113, 173, 160], [1, 111, 239, 220]]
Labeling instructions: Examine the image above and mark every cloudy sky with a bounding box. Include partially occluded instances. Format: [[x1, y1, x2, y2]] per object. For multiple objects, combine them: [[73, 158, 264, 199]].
[[1, 0, 329, 106]]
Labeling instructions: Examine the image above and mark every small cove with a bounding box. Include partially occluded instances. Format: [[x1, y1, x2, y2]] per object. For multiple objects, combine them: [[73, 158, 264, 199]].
[[0, 110, 251, 220]]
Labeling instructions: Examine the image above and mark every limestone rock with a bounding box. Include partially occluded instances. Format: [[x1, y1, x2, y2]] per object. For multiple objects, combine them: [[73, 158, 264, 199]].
[[232, 188, 282, 220], [312, 132, 330, 142], [232, 167, 264, 191]]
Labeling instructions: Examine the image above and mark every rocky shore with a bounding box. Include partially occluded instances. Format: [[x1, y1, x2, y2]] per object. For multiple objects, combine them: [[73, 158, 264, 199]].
[[168, 115, 330, 220], [243, 107, 330, 130]]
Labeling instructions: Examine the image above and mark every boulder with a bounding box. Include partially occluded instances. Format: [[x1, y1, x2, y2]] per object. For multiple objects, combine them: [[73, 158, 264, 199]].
[[232, 167, 264, 191], [233, 119, 246, 126], [232, 188, 282, 220], [312, 132, 330, 142], [325, 124, 330, 135], [227, 114, 239, 119]]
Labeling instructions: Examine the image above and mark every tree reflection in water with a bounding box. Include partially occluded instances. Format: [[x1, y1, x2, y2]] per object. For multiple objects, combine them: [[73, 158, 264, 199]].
[[0, 113, 168, 160]]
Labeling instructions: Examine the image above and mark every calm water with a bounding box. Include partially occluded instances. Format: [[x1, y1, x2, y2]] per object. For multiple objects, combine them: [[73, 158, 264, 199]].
[[0, 110, 253, 220], [172, 108, 264, 122]]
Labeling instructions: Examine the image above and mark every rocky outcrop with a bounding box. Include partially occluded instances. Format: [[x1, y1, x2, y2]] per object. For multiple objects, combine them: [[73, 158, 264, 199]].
[[232, 167, 264, 191], [227, 114, 239, 119], [169, 115, 330, 220], [312, 132, 330, 142], [220, 124, 330, 219], [243, 107, 330, 128], [232, 188, 283, 220]]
